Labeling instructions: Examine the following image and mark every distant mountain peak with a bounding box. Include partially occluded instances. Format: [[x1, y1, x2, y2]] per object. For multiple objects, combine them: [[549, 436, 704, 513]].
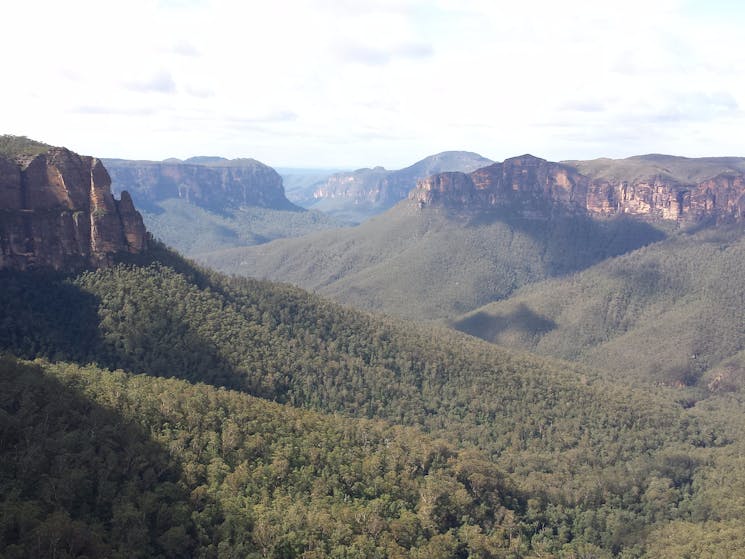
[[312, 151, 494, 210]]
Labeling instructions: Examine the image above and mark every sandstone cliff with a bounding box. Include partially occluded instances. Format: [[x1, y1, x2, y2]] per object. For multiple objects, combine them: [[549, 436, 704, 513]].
[[104, 157, 297, 213], [412, 155, 588, 218], [411, 154, 745, 223], [313, 151, 494, 208], [0, 146, 147, 270]]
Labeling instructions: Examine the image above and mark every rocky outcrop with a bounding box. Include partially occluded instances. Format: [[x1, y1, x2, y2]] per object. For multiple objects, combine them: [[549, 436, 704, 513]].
[[313, 151, 494, 208], [104, 157, 297, 213], [0, 147, 147, 270], [313, 166, 392, 205], [583, 173, 745, 223], [411, 154, 745, 223], [411, 155, 589, 218]]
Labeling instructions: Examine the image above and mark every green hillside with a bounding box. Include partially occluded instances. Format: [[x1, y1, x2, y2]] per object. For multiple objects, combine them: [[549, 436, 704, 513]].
[[197, 202, 667, 320], [453, 224, 745, 390], [1, 356, 528, 558], [2, 244, 742, 556]]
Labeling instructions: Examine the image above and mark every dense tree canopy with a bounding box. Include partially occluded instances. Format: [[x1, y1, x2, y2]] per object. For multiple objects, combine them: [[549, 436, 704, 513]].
[[1, 243, 744, 556]]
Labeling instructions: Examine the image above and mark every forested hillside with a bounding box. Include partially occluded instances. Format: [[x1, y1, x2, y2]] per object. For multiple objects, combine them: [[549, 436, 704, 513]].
[[198, 203, 666, 320], [0, 357, 524, 558], [453, 224, 745, 390], [2, 244, 743, 556]]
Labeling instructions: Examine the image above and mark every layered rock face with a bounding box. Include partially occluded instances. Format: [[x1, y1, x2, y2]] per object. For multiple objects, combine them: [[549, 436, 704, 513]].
[[313, 167, 392, 205], [411, 155, 589, 217], [105, 157, 297, 213], [412, 154, 745, 223], [585, 173, 745, 222], [313, 151, 494, 208], [0, 147, 147, 270]]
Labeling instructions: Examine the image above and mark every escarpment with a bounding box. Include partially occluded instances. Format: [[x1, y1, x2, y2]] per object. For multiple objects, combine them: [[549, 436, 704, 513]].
[[104, 157, 297, 213], [0, 146, 146, 270], [411, 154, 745, 223]]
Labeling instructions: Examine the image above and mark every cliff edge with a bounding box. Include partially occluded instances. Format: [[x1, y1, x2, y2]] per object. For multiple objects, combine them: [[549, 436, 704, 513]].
[[411, 154, 745, 223], [0, 140, 147, 270]]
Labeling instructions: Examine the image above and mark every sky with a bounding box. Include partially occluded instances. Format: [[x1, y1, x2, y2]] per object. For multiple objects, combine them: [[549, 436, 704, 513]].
[[2, 0, 744, 168]]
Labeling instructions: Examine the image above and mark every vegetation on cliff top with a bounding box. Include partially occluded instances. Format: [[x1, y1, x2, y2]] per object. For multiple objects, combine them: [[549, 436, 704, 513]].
[[0, 135, 50, 158]]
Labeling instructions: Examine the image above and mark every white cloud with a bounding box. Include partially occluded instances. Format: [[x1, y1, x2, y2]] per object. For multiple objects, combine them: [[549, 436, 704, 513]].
[[0, 0, 743, 166], [125, 70, 178, 94]]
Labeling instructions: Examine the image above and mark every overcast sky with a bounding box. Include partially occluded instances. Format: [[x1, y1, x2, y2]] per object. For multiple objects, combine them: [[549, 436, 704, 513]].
[[2, 0, 744, 168]]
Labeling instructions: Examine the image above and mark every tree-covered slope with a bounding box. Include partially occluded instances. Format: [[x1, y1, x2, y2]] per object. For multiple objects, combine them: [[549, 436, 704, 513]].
[[0, 244, 734, 556], [0, 356, 526, 558], [452, 224, 745, 390], [197, 202, 666, 320]]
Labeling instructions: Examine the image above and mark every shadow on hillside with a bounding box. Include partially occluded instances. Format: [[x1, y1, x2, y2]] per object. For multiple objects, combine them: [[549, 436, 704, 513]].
[[452, 303, 556, 344], [606, 260, 668, 297], [0, 356, 206, 557], [0, 269, 104, 362], [461, 209, 668, 279], [0, 253, 246, 393]]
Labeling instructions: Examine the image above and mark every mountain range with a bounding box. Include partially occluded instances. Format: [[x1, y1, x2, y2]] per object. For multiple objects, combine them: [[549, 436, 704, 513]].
[[200, 153, 745, 319], [3, 136, 745, 557], [101, 151, 498, 256]]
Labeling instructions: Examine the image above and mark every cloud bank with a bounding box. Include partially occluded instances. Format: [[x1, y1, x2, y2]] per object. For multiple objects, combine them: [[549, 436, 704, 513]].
[[1, 0, 743, 167]]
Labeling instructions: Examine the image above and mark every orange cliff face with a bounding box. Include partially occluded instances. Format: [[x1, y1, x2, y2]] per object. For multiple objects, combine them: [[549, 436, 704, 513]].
[[584, 174, 745, 222], [411, 154, 745, 224], [0, 147, 147, 270], [410, 155, 589, 218]]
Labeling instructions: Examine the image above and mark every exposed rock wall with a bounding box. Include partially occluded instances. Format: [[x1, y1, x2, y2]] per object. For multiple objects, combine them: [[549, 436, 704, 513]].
[[0, 147, 146, 270], [412, 154, 745, 223], [583, 173, 745, 222], [412, 155, 589, 217], [313, 167, 393, 205], [105, 158, 296, 213]]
